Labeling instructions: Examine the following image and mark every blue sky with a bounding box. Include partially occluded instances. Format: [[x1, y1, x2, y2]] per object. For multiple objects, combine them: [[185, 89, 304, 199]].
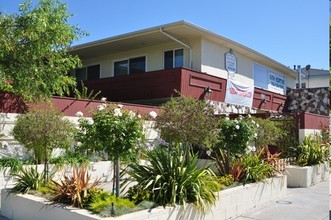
[[1, 0, 329, 70]]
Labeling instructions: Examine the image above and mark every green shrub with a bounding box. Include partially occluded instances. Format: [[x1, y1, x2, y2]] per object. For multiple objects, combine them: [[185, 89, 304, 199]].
[[88, 191, 135, 214], [253, 117, 281, 147], [29, 183, 56, 200], [49, 153, 90, 170], [0, 157, 24, 175], [219, 174, 234, 187], [218, 117, 256, 155], [126, 145, 221, 214], [12, 166, 44, 194], [155, 96, 219, 147], [296, 135, 328, 166], [127, 184, 151, 204], [274, 117, 298, 157]]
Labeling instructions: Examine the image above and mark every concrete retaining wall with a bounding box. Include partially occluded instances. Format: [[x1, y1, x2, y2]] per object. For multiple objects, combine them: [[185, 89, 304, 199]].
[[285, 162, 329, 187], [2, 176, 287, 220]]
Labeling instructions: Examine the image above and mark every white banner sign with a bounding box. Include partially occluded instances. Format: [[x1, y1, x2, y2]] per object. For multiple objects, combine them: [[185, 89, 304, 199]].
[[225, 79, 254, 107]]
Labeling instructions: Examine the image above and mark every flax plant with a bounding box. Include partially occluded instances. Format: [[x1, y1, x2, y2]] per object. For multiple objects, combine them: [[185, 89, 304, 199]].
[[126, 145, 221, 214]]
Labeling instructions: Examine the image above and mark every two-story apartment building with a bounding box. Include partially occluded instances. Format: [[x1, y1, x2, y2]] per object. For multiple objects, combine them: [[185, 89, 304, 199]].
[[70, 21, 297, 114]]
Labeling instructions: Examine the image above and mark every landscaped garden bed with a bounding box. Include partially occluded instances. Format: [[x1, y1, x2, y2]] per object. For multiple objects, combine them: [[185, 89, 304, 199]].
[[1, 176, 286, 220], [286, 162, 329, 187], [0, 95, 326, 220], [285, 135, 329, 187]]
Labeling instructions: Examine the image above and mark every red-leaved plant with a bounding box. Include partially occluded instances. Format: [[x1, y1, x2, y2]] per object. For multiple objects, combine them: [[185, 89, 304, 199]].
[[51, 165, 100, 208]]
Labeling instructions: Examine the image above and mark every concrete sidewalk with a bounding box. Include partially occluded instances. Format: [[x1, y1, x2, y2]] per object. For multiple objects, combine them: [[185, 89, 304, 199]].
[[233, 180, 329, 220]]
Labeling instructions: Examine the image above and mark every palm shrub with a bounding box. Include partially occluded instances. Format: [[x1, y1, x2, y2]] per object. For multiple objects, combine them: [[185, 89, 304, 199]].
[[51, 165, 100, 208], [11, 166, 44, 194], [126, 145, 221, 214]]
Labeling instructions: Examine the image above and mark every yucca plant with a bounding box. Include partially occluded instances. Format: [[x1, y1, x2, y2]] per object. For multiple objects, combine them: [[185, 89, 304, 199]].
[[51, 165, 100, 208], [126, 145, 221, 214], [11, 166, 44, 194]]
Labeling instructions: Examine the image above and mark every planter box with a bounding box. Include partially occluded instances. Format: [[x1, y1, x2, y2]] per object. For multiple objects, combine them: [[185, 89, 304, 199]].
[[1, 176, 287, 220], [285, 162, 329, 187]]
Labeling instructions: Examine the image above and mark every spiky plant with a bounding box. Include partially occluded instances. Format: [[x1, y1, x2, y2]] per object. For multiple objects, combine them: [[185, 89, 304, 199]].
[[51, 165, 100, 208], [12, 166, 44, 194], [126, 145, 221, 214]]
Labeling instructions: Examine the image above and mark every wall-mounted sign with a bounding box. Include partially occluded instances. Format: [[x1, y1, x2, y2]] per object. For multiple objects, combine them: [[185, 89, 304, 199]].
[[225, 51, 237, 75], [225, 79, 254, 107], [269, 71, 285, 90]]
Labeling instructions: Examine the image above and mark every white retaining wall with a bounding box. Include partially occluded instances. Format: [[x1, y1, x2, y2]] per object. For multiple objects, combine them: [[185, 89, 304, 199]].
[[0, 113, 160, 158], [2, 176, 287, 220], [285, 162, 329, 187]]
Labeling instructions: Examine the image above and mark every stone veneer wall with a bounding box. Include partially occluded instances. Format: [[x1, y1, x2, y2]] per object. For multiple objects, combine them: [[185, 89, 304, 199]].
[[285, 87, 329, 116]]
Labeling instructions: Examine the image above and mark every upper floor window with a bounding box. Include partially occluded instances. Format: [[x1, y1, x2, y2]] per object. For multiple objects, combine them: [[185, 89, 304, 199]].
[[164, 48, 183, 69], [114, 56, 146, 77], [75, 64, 100, 81]]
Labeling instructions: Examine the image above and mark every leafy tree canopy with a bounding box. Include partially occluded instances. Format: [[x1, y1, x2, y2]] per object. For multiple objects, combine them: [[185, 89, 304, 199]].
[[155, 96, 219, 148], [0, 0, 86, 101], [13, 107, 75, 163]]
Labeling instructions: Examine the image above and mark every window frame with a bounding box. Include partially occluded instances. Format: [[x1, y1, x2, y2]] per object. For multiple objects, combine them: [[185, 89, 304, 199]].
[[75, 64, 101, 81], [113, 55, 146, 77], [163, 48, 184, 69]]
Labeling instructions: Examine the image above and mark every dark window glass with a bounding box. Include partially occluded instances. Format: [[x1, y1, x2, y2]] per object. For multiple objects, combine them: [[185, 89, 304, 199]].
[[174, 49, 183, 67], [87, 65, 100, 80], [75, 68, 87, 81], [164, 50, 173, 69], [129, 57, 146, 74], [114, 60, 128, 76]]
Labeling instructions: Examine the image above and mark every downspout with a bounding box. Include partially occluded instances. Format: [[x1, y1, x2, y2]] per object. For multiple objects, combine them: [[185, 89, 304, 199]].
[[160, 28, 192, 69]]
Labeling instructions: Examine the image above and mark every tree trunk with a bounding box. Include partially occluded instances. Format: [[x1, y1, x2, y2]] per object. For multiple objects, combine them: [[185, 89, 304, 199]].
[[43, 145, 48, 185], [225, 144, 230, 174], [115, 158, 120, 197]]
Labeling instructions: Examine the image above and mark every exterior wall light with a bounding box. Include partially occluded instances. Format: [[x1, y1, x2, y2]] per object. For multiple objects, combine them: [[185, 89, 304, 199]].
[[204, 87, 212, 99]]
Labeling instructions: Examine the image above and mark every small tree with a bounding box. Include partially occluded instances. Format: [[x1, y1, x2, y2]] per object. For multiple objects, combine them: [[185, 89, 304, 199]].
[[13, 107, 75, 184], [0, 0, 85, 101], [155, 96, 219, 150], [77, 104, 144, 197]]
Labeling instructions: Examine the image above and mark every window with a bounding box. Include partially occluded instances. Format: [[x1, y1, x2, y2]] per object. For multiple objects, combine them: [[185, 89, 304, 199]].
[[75, 64, 100, 80], [253, 63, 286, 95], [114, 56, 146, 76], [164, 49, 184, 69]]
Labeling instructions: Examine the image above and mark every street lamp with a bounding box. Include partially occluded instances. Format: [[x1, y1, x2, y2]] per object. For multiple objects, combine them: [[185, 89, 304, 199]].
[[296, 64, 311, 88]]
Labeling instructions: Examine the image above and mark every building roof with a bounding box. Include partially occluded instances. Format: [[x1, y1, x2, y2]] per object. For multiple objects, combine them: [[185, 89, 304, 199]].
[[70, 20, 297, 78], [301, 68, 329, 78]]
